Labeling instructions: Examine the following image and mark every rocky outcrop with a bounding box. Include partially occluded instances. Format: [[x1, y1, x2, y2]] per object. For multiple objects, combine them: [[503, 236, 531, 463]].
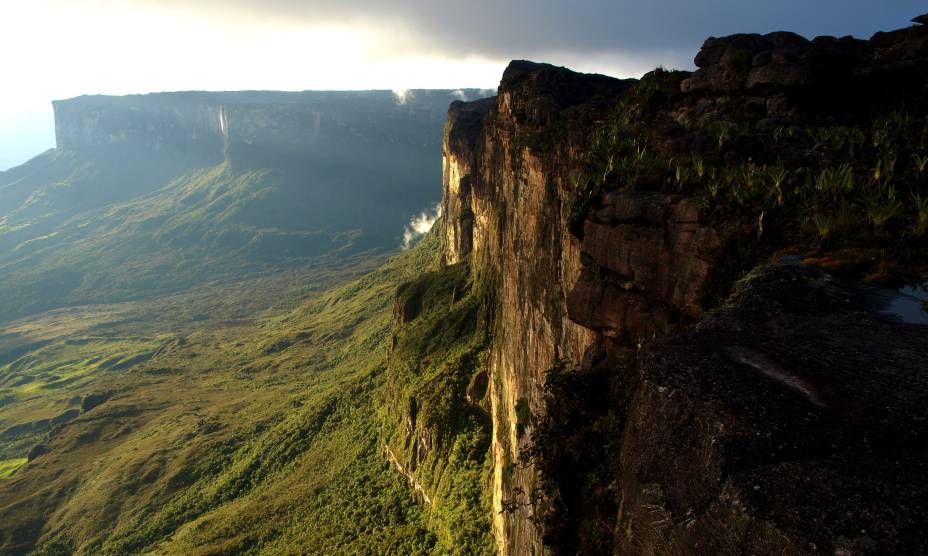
[[441, 97, 495, 265], [679, 21, 928, 124], [440, 61, 634, 555], [440, 61, 725, 555], [437, 17, 928, 556], [567, 191, 717, 341]]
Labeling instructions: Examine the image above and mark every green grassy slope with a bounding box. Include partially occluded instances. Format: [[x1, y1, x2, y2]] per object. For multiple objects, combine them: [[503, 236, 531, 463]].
[[379, 260, 495, 555], [0, 90, 479, 322], [0, 255, 383, 464], [0, 234, 466, 555], [0, 160, 367, 322]]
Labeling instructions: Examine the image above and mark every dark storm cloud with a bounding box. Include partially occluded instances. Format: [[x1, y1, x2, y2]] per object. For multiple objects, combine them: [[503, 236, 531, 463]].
[[142, 0, 926, 63]]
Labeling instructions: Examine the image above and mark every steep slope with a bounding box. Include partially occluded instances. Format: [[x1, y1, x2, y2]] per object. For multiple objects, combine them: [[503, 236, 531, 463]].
[[379, 258, 495, 554], [436, 16, 928, 556], [0, 232, 461, 556], [0, 89, 491, 322]]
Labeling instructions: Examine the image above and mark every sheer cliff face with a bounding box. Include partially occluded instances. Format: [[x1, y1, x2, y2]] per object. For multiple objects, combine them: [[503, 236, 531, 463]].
[[52, 90, 483, 166], [441, 63, 707, 554], [442, 65, 713, 554], [440, 19, 928, 554], [443, 67, 587, 553], [53, 95, 226, 157]]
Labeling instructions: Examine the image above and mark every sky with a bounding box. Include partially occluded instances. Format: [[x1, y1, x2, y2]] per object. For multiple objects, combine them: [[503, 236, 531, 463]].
[[0, 0, 924, 170]]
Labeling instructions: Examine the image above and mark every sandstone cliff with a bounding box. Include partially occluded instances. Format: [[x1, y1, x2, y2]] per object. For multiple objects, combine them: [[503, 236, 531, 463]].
[[0, 89, 493, 322], [429, 15, 928, 556]]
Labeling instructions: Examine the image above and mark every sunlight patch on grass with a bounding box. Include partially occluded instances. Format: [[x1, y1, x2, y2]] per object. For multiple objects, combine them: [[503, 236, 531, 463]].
[[0, 458, 27, 478]]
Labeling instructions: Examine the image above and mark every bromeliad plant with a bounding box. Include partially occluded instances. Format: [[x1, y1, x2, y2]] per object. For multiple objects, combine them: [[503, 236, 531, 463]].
[[572, 73, 928, 297]]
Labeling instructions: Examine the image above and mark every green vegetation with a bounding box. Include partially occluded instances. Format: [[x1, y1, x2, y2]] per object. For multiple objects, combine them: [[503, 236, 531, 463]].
[[380, 248, 495, 555], [0, 458, 27, 478], [0, 230, 484, 555], [573, 70, 928, 305], [0, 90, 467, 322], [0, 258, 382, 464], [0, 161, 361, 322], [0, 91, 497, 555]]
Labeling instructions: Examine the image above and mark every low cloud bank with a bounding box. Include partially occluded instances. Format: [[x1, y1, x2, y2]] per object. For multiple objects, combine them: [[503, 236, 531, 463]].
[[402, 203, 441, 249]]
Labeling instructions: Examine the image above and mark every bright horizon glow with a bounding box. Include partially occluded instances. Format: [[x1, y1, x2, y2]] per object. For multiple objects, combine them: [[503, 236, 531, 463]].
[[0, 1, 673, 170]]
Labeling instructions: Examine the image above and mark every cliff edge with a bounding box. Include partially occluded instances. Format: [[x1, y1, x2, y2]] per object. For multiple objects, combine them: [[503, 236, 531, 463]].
[[427, 14, 928, 556]]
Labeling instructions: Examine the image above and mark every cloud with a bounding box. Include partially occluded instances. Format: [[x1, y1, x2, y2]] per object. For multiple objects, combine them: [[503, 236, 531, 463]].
[[393, 89, 413, 105], [402, 203, 441, 250], [5, 0, 925, 147], [101, 0, 926, 70]]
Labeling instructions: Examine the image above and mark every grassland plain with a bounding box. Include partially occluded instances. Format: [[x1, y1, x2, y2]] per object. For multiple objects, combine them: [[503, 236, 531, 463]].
[[0, 231, 486, 556]]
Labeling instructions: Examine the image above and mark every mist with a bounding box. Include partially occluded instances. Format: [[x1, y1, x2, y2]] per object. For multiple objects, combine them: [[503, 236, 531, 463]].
[[402, 203, 442, 249]]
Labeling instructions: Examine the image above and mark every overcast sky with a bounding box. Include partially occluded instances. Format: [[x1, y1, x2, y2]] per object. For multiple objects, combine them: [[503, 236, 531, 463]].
[[0, 0, 923, 170]]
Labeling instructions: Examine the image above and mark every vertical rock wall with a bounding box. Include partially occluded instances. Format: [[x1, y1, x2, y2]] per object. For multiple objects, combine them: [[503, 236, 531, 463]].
[[438, 18, 928, 554], [441, 62, 643, 554]]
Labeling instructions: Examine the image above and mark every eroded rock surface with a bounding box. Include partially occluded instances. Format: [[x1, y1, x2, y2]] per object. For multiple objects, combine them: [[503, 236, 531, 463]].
[[435, 17, 928, 556], [680, 23, 928, 124], [619, 264, 928, 554], [440, 61, 633, 554], [567, 191, 717, 340]]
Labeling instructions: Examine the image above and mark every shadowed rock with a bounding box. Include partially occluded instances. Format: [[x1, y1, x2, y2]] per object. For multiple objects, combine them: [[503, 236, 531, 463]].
[[617, 264, 928, 554], [567, 191, 717, 340]]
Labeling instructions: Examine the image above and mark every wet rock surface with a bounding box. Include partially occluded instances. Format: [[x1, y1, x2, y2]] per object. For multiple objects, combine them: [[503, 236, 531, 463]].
[[618, 264, 928, 554]]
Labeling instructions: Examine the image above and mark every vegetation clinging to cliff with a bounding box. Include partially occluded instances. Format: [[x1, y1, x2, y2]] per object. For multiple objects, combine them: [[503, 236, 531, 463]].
[[572, 69, 928, 306], [511, 350, 635, 556], [6, 234, 443, 555], [380, 237, 495, 556]]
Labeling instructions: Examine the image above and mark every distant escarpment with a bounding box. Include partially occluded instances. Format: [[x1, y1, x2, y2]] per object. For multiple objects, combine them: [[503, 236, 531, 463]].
[[0, 89, 490, 321], [52, 90, 481, 173], [403, 14, 928, 556], [48, 90, 487, 234]]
